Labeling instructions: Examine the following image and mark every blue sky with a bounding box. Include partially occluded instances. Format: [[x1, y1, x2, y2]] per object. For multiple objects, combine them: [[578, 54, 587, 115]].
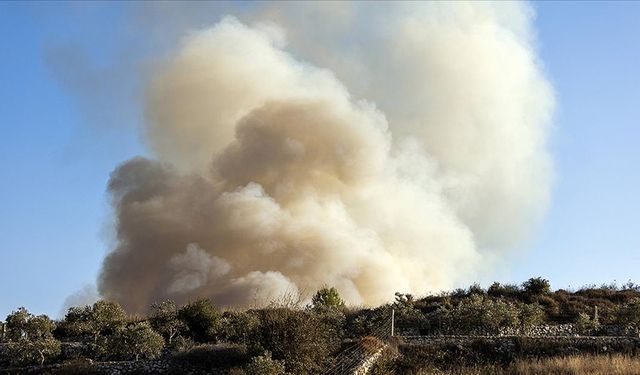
[[1, 2, 639, 318]]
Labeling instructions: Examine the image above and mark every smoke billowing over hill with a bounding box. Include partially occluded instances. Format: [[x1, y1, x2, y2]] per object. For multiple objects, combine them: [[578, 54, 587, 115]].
[[98, 2, 554, 313]]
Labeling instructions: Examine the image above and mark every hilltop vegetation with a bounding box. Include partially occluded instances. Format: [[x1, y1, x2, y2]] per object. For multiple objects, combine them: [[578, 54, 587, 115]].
[[2, 280, 640, 374]]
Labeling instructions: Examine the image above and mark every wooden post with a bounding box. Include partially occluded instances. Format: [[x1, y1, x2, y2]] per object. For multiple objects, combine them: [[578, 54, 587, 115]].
[[391, 309, 395, 337]]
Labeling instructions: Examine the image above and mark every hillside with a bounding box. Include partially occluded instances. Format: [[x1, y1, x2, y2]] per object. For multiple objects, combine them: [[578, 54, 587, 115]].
[[2, 278, 640, 374]]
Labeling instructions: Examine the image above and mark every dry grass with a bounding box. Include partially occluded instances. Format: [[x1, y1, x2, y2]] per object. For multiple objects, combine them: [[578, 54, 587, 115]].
[[416, 354, 640, 375], [509, 354, 640, 375]]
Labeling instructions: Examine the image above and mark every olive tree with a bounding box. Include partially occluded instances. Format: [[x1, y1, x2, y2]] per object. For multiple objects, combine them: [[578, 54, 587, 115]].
[[439, 295, 519, 334], [64, 300, 127, 343], [150, 300, 186, 345], [4, 307, 61, 366], [107, 322, 165, 361]]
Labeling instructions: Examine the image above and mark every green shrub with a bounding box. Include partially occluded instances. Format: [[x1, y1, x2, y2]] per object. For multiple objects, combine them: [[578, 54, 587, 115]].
[[616, 299, 640, 328], [523, 277, 551, 296], [244, 352, 286, 375], [575, 312, 600, 335], [311, 305, 347, 340], [178, 299, 221, 343], [487, 282, 523, 299], [518, 303, 546, 329], [220, 310, 261, 345], [5, 337, 61, 367], [438, 295, 519, 334], [345, 306, 394, 338]]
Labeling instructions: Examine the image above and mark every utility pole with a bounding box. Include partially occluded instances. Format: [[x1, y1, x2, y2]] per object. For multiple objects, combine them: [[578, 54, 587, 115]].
[[391, 309, 395, 337]]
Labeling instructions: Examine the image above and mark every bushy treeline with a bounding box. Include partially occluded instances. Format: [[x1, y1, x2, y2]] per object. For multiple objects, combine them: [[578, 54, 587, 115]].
[[2, 280, 640, 373], [408, 278, 640, 334], [0, 288, 348, 374]]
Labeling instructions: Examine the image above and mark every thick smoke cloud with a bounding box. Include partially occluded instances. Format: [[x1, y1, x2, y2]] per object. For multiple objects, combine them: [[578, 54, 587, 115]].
[[98, 3, 554, 313]]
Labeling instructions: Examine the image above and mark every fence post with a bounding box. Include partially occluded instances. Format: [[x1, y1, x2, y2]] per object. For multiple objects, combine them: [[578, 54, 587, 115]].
[[391, 309, 395, 337]]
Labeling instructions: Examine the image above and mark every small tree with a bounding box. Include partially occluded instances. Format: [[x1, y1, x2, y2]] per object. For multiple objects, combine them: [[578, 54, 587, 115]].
[[311, 287, 345, 310], [150, 300, 185, 345], [523, 277, 551, 296], [575, 312, 600, 335], [64, 300, 127, 343], [518, 303, 546, 330], [4, 308, 61, 366], [108, 322, 165, 361], [178, 299, 221, 342], [5, 307, 31, 340]]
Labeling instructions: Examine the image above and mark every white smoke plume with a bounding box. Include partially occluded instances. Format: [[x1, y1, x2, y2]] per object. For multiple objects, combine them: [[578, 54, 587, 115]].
[[98, 2, 554, 313]]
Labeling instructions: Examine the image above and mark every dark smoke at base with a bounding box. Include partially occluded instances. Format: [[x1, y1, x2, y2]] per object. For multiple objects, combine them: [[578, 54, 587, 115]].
[[97, 4, 554, 313]]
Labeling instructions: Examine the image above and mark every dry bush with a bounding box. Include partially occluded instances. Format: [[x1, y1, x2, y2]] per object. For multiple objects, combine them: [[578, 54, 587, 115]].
[[255, 308, 340, 374], [359, 336, 385, 354]]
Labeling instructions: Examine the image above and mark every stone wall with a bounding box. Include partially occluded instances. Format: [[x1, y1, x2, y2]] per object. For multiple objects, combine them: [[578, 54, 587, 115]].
[[399, 335, 640, 361], [93, 360, 171, 374], [0, 359, 236, 375], [601, 324, 640, 337], [497, 324, 577, 336], [352, 346, 386, 375], [0, 360, 170, 375], [405, 323, 640, 337]]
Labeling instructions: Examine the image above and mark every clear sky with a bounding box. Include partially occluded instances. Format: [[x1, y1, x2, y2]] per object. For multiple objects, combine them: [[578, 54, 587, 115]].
[[1, 2, 639, 318]]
